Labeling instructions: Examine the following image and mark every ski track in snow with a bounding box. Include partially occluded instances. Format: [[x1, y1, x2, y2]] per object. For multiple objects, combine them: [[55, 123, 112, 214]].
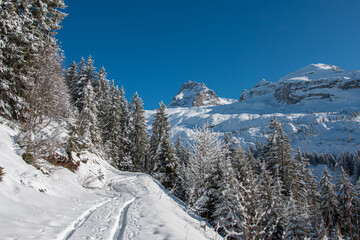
[[111, 198, 136, 240], [57, 176, 138, 240], [56, 198, 112, 240]]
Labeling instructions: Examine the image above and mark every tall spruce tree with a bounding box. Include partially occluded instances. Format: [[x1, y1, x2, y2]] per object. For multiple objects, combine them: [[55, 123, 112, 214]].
[[174, 135, 190, 201], [212, 156, 241, 237], [319, 167, 338, 238], [149, 102, 179, 190], [94, 67, 112, 155], [187, 124, 223, 218], [129, 92, 149, 172], [336, 167, 358, 239], [78, 82, 101, 150]]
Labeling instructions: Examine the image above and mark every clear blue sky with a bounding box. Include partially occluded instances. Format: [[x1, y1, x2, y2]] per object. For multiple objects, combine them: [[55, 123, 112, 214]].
[[57, 0, 360, 110]]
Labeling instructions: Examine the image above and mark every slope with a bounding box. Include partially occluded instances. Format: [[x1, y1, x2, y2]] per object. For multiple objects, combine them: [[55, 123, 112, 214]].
[[0, 122, 220, 240]]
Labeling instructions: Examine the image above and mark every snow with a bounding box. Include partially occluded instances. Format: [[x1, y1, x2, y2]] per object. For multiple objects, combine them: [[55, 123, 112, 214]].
[[278, 63, 348, 83], [0, 122, 220, 239], [151, 63, 360, 155]]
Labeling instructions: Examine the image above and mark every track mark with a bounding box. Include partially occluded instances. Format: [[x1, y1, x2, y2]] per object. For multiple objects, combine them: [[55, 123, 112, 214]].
[[111, 198, 136, 240], [56, 199, 111, 240]]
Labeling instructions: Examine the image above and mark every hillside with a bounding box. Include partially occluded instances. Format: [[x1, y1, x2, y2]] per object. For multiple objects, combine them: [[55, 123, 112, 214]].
[[147, 64, 360, 155], [0, 122, 220, 240]]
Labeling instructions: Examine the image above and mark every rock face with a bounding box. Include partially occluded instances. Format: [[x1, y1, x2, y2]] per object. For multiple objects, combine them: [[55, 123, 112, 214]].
[[169, 81, 234, 107], [240, 64, 360, 104]]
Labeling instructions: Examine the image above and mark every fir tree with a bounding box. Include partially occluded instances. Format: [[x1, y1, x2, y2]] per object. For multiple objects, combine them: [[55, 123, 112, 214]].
[[0, 0, 67, 121], [319, 167, 338, 238], [116, 86, 132, 171], [129, 92, 149, 172], [78, 82, 101, 150], [174, 135, 189, 201], [150, 102, 179, 190], [93, 67, 112, 156], [212, 157, 241, 237], [187, 124, 223, 219], [336, 167, 358, 239]]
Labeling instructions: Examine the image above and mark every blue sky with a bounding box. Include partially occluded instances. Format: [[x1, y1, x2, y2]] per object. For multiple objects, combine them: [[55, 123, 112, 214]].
[[58, 0, 360, 109]]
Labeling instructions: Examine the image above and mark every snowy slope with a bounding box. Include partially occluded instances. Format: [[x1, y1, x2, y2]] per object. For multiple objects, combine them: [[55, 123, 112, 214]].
[[147, 64, 360, 155], [0, 122, 220, 240]]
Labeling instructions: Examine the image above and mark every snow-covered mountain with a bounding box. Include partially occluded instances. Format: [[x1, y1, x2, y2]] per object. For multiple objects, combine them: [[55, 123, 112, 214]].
[[169, 81, 235, 107], [147, 64, 360, 155], [0, 122, 220, 240], [240, 63, 360, 104]]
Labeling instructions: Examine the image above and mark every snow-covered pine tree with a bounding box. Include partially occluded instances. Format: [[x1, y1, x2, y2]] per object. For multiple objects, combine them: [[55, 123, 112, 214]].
[[336, 167, 358, 239], [284, 194, 308, 240], [260, 117, 296, 197], [65, 61, 78, 105], [85, 56, 96, 87], [129, 92, 149, 172], [150, 102, 179, 190], [319, 167, 338, 238], [116, 86, 132, 171], [212, 156, 241, 238], [72, 57, 87, 112], [106, 86, 132, 170], [93, 67, 112, 155], [0, 0, 67, 121], [304, 166, 321, 238], [0, 1, 28, 120], [174, 135, 190, 201], [257, 161, 287, 239], [78, 82, 101, 151], [187, 124, 223, 219]]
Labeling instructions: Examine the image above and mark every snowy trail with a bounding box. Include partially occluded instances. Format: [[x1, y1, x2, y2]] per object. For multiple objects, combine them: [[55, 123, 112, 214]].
[[56, 198, 112, 240], [112, 198, 136, 240], [0, 123, 220, 240], [56, 176, 139, 240]]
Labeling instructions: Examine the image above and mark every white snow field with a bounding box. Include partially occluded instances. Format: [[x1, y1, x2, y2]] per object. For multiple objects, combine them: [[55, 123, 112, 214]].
[[0, 123, 221, 240]]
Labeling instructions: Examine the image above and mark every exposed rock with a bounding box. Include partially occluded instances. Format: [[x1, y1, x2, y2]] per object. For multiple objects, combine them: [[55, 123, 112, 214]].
[[169, 81, 234, 107], [240, 64, 360, 105]]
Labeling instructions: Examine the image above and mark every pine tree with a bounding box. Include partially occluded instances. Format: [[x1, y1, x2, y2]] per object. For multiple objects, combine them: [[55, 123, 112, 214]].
[[93, 67, 112, 156], [78, 82, 101, 150], [65, 61, 77, 103], [150, 102, 179, 190], [116, 86, 132, 171], [129, 92, 149, 172], [174, 135, 190, 201], [319, 167, 338, 238], [106, 86, 132, 170], [336, 167, 358, 239], [187, 124, 223, 219], [72, 57, 87, 112], [212, 157, 241, 237], [0, 0, 67, 121], [257, 161, 287, 239], [260, 117, 296, 196]]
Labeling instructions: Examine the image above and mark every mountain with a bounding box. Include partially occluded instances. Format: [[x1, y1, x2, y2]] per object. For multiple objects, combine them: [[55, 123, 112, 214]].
[[240, 63, 360, 104], [168, 81, 235, 107], [0, 122, 219, 240], [146, 64, 360, 155]]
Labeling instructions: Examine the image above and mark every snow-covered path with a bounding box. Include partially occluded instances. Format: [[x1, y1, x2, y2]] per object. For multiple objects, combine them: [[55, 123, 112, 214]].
[[0, 122, 221, 240], [53, 172, 222, 240]]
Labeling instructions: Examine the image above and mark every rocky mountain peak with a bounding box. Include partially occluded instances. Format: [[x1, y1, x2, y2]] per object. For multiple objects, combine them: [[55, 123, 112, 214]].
[[169, 81, 234, 107]]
